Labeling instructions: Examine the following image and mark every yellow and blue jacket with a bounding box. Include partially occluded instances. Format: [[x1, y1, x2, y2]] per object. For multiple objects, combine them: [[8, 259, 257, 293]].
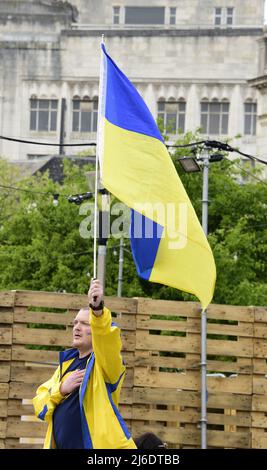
[[33, 307, 136, 449]]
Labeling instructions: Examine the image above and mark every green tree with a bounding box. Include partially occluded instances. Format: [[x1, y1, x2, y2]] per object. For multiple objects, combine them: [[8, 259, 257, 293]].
[[0, 158, 94, 293], [0, 141, 266, 307]]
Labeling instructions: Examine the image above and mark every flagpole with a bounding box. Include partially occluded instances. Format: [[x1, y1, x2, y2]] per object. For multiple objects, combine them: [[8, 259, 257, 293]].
[[93, 150, 98, 280], [93, 34, 105, 280]]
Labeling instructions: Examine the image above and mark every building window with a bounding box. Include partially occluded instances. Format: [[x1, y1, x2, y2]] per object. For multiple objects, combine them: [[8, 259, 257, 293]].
[[244, 101, 257, 135], [125, 7, 165, 25], [157, 99, 186, 133], [214, 7, 234, 26], [30, 99, 58, 132], [72, 97, 98, 132], [226, 7, 234, 25], [170, 7, 176, 25], [200, 100, 229, 135], [214, 7, 222, 26], [113, 6, 120, 24]]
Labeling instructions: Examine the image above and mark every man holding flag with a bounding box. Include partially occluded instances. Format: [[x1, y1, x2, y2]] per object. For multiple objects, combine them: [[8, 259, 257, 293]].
[[33, 42, 216, 449]]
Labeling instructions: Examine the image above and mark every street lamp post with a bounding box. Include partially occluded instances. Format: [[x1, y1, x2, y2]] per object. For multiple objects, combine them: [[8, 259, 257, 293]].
[[200, 150, 209, 449], [178, 149, 223, 449]]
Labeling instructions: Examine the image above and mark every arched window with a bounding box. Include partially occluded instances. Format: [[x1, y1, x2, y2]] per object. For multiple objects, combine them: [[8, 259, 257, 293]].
[[157, 98, 186, 134], [200, 98, 229, 135], [244, 100, 257, 135], [30, 96, 58, 132], [72, 96, 98, 132]]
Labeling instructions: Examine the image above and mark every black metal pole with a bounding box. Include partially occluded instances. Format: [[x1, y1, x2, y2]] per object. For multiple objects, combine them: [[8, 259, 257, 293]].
[[59, 98, 66, 155]]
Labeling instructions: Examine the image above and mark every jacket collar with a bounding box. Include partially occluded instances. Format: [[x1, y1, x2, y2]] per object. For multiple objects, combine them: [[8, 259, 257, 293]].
[[59, 348, 79, 369]]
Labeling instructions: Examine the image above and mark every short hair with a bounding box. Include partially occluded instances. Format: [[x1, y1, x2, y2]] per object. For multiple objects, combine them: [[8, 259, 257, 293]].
[[134, 432, 167, 449]]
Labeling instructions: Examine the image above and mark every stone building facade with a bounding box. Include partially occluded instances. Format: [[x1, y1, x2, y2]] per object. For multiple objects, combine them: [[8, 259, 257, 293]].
[[0, 0, 265, 163]]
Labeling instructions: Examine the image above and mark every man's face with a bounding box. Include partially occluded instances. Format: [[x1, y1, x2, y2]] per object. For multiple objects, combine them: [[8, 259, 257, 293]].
[[72, 309, 92, 353]]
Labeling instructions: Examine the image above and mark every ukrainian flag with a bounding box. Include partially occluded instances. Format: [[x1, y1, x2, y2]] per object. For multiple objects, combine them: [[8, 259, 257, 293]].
[[98, 44, 216, 309]]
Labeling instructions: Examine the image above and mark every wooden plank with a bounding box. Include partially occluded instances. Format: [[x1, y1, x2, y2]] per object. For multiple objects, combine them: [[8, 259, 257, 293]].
[[206, 305, 253, 323], [136, 317, 253, 337], [12, 324, 71, 347], [6, 417, 46, 438], [207, 321, 253, 337], [252, 434, 267, 449], [0, 400, 7, 418], [207, 430, 250, 448], [132, 387, 252, 410], [8, 400, 34, 417], [251, 412, 267, 428], [133, 406, 198, 423], [136, 331, 199, 353], [14, 291, 137, 313], [119, 387, 133, 405], [0, 292, 15, 307], [137, 298, 201, 317], [12, 345, 59, 364], [137, 300, 253, 322], [134, 354, 198, 370], [0, 327, 12, 345], [113, 315, 136, 331], [14, 310, 74, 326], [254, 340, 267, 358], [105, 297, 137, 314], [0, 347, 11, 361], [132, 406, 250, 427], [208, 339, 253, 358], [5, 438, 43, 449], [134, 369, 200, 390], [134, 354, 252, 374], [118, 404, 132, 420], [0, 364, 10, 382], [13, 307, 135, 328], [202, 409, 248, 427], [0, 311, 13, 324], [137, 317, 189, 331], [136, 331, 253, 357], [9, 382, 38, 399], [205, 392, 251, 411], [121, 331, 136, 352], [252, 394, 267, 412], [132, 386, 198, 406], [10, 365, 56, 384], [0, 418, 7, 439], [207, 375, 253, 394], [254, 307, 267, 322], [253, 362, 267, 374], [252, 358, 267, 374], [254, 324, 267, 339], [253, 377, 267, 395], [0, 383, 9, 399], [123, 368, 133, 388], [134, 368, 252, 394], [14, 291, 88, 309], [207, 360, 252, 374], [12, 324, 135, 350]]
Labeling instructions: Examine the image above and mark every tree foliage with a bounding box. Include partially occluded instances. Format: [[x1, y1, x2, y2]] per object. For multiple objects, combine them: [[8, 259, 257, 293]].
[[0, 137, 266, 307]]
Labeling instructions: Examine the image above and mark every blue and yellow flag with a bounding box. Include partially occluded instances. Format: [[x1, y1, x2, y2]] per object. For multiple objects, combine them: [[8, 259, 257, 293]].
[[98, 44, 216, 309]]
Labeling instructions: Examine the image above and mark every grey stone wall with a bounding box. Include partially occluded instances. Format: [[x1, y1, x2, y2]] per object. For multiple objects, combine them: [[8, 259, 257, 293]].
[[0, 0, 265, 162]]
